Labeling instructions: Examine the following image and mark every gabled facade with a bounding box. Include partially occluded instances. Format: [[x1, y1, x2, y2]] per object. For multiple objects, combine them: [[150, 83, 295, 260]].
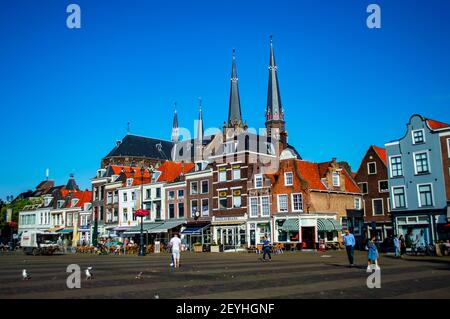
[[385, 114, 450, 245], [354, 145, 392, 240]]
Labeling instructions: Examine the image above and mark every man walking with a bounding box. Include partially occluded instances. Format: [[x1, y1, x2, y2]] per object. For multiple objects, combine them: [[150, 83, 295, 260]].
[[262, 236, 272, 261], [343, 229, 356, 267], [169, 233, 182, 269]]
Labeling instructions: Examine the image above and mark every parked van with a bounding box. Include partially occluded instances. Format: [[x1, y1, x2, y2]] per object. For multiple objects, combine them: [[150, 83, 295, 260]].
[[20, 230, 61, 255]]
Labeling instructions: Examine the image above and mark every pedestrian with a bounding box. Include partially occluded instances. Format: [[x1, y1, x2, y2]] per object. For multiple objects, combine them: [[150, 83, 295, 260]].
[[169, 233, 182, 269], [367, 235, 380, 270], [399, 234, 406, 257], [393, 235, 401, 258], [262, 236, 272, 261], [343, 229, 356, 267]]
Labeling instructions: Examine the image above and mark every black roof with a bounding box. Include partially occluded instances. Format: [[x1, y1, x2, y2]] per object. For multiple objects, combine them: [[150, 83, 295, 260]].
[[104, 134, 174, 161]]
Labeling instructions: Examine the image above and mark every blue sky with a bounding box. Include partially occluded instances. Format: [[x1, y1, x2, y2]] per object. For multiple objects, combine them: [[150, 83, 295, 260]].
[[0, 0, 449, 199]]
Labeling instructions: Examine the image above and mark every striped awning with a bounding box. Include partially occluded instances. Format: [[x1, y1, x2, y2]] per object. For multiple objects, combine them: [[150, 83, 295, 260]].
[[317, 218, 342, 232], [281, 219, 299, 232]]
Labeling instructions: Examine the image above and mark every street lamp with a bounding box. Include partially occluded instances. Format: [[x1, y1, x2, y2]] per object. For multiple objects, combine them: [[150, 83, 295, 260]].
[[135, 166, 149, 256]]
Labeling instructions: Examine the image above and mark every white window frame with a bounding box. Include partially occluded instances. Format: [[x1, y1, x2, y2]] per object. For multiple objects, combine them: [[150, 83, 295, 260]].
[[249, 197, 259, 217], [447, 138, 450, 158], [378, 180, 389, 193], [201, 198, 209, 216], [412, 129, 425, 144], [177, 189, 184, 199], [190, 199, 198, 217], [367, 162, 377, 175], [354, 197, 362, 210], [358, 182, 368, 194], [372, 198, 384, 216], [261, 196, 271, 217], [391, 185, 408, 209], [277, 194, 288, 213], [332, 172, 340, 187], [232, 167, 241, 180], [413, 150, 431, 175], [389, 155, 403, 178], [190, 181, 198, 195], [417, 183, 434, 208], [201, 180, 209, 194], [232, 194, 242, 208], [254, 174, 263, 188], [218, 168, 227, 182], [291, 193, 303, 212], [284, 172, 293, 186]]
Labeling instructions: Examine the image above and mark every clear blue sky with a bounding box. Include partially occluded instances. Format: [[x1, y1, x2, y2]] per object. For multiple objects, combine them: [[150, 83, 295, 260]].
[[1, 0, 449, 199]]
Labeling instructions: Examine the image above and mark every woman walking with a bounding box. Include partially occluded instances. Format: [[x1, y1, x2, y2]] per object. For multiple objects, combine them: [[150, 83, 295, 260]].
[[399, 234, 406, 257], [367, 236, 379, 270]]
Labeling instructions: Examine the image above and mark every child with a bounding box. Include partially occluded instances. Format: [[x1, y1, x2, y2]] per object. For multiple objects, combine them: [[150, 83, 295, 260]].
[[367, 236, 380, 270]]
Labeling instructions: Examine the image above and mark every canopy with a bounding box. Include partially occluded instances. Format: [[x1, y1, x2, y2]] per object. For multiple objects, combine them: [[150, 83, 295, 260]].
[[317, 218, 342, 232], [122, 222, 163, 235], [56, 229, 73, 234], [281, 219, 299, 232], [148, 220, 185, 234]]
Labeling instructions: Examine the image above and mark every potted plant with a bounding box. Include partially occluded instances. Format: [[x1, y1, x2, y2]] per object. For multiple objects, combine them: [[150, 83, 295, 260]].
[[193, 242, 203, 253], [210, 241, 220, 253]]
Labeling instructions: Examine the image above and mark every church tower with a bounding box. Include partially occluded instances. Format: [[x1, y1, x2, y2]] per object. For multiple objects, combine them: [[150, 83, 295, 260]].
[[171, 106, 179, 143]]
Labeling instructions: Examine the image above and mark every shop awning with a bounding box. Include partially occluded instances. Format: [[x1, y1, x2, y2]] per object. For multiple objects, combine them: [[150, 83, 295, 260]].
[[281, 219, 299, 232], [181, 225, 209, 235], [122, 222, 163, 235], [148, 220, 185, 234], [113, 226, 130, 231], [56, 229, 73, 234], [317, 218, 342, 232]]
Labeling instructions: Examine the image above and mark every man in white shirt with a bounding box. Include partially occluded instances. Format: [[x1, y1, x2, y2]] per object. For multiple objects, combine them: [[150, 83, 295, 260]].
[[169, 233, 182, 268]]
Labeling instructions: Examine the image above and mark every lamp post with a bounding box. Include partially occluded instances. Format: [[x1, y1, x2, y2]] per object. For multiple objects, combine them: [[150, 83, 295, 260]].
[[136, 166, 149, 256]]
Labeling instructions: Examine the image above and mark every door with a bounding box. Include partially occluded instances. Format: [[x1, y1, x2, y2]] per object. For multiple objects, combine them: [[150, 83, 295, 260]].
[[301, 227, 315, 249]]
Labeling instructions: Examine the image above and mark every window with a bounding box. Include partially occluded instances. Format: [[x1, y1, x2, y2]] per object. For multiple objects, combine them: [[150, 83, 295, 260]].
[[122, 208, 128, 222], [168, 191, 175, 200], [418, 184, 433, 207], [412, 129, 425, 144], [131, 191, 136, 201], [249, 197, 258, 217], [191, 200, 198, 217], [232, 190, 241, 208], [126, 178, 133, 187], [202, 199, 209, 216], [145, 189, 151, 199], [168, 204, 175, 219], [372, 199, 384, 215], [255, 174, 263, 188], [107, 192, 112, 204], [359, 182, 368, 194], [190, 182, 198, 195], [114, 190, 119, 203], [415, 152, 429, 174], [178, 189, 184, 198], [284, 172, 293, 186], [219, 191, 227, 210], [390, 156, 403, 177], [261, 196, 270, 216], [367, 162, 377, 175], [332, 172, 340, 187], [178, 203, 184, 218], [354, 197, 362, 210], [201, 180, 209, 194], [292, 193, 303, 212], [218, 167, 227, 182], [224, 141, 237, 154], [123, 192, 128, 202], [156, 188, 161, 198], [379, 180, 389, 193], [232, 165, 241, 180], [393, 187, 406, 208], [278, 194, 288, 212]]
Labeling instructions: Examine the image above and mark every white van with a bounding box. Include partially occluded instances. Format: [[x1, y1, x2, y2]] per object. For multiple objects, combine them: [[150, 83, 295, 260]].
[[20, 230, 61, 255]]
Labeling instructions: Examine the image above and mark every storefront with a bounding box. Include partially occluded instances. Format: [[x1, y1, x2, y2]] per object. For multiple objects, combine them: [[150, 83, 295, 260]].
[[211, 216, 247, 252], [180, 223, 211, 251], [273, 215, 300, 245], [247, 219, 272, 247]]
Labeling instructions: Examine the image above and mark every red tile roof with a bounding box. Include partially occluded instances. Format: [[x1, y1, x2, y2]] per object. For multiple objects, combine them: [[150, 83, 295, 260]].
[[372, 145, 387, 165], [295, 160, 361, 193], [65, 190, 92, 208], [110, 165, 151, 179], [426, 118, 450, 130], [156, 161, 195, 183]]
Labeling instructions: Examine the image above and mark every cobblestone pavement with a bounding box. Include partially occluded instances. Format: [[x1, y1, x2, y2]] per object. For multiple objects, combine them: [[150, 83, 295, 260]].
[[0, 250, 449, 299]]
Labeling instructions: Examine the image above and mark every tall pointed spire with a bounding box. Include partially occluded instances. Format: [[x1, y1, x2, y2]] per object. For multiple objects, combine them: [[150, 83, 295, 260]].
[[171, 103, 179, 142], [197, 97, 204, 142], [266, 35, 284, 122], [227, 49, 243, 128]]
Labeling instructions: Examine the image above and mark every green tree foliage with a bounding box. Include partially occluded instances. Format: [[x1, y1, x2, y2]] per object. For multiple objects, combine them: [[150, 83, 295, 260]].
[[0, 198, 31, 231]]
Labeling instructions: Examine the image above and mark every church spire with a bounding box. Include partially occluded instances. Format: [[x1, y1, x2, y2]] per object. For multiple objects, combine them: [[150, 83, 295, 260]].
[[227, 49, 243, 128], [197, 97, 204, 142], [171, 103, 179, 143], [266, 35, 284, 123]]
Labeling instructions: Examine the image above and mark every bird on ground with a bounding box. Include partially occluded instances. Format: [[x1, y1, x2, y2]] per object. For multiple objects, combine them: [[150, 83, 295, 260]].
[[22, 269, 31, 280], [85, 267, 93, 280], [135, 272, 143, 279], [154, 293, 160, 299]]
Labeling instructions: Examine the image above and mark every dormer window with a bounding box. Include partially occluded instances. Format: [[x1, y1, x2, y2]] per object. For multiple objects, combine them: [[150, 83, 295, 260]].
[[151, 171, 161, 183], [284, 172, 293, 186], [97, 169, 106, 178], [71, 198, 79, 207], [44, 196, 53, 206], [321, 178, 328, 189], [57, 200, 65, 209], [332, 172, 340, 187], [126, 178, 133, 187], [111, 175, 119, 182], [412, 129, 425, 144], [83, 203, 92, 211]]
